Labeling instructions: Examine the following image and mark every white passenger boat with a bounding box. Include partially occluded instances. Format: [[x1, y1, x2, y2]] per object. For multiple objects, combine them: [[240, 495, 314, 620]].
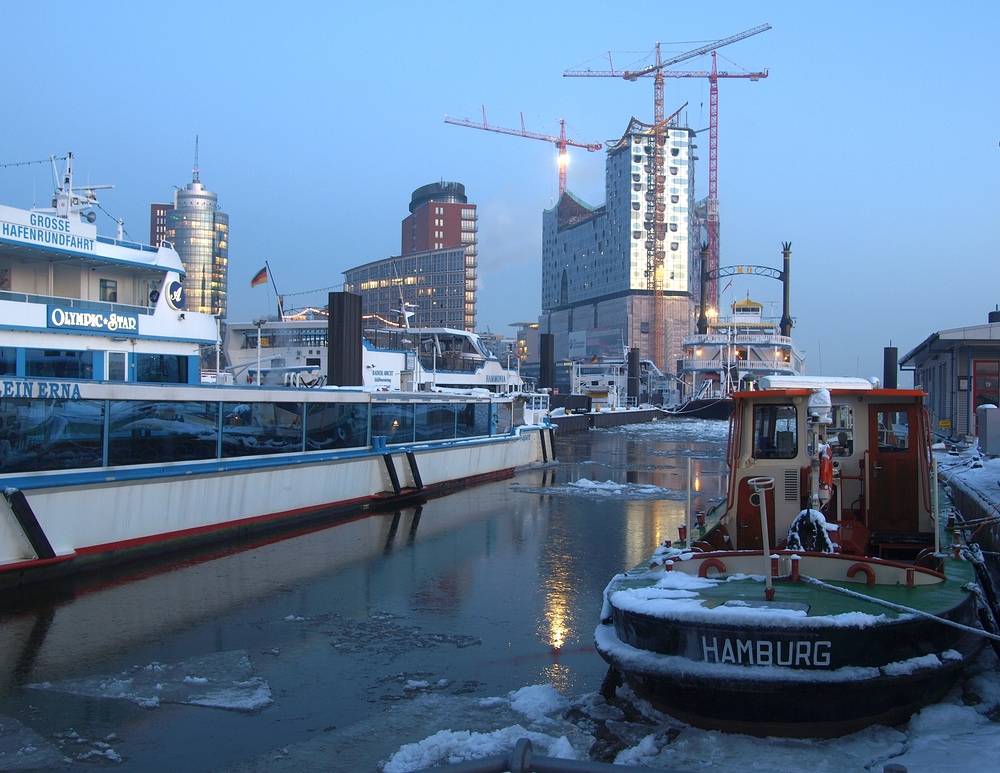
[[0, 154, 551, 588], [223, 316, 525, 393], [666, 296, 806, 419], [570, 355, 668, 410]]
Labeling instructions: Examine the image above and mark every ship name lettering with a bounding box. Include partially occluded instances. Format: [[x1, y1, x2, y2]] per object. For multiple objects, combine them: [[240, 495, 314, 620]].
[[1, 222, 94, 251], [2, 380, 81, 400], [701, 636, 832, 667]]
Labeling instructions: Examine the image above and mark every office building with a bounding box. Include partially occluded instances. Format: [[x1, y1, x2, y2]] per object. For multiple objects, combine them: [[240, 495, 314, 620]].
[[343, 182, 477, 331], [150, 166, 229, 317], [343, 247, 471, 330], [400, 181, 477, 331]]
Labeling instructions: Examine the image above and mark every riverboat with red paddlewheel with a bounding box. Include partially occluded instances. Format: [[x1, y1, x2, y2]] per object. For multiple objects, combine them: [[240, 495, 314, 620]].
[[596, 375, 1000, 737]]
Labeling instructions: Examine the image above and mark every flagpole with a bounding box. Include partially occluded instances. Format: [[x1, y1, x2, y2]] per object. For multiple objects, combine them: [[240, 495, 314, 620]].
[[264, 261, 284, 321]]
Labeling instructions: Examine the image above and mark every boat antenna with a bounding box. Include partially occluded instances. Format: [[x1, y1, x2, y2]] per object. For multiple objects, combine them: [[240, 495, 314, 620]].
[[47, 152, 113, 221]]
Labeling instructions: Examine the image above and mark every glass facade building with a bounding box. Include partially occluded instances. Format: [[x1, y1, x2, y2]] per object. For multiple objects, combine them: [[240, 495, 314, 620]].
[[343, 247, 471, 329], [539, 119, 700, 370], [399, 182, 477, 331], [159, 177, 229, 318]]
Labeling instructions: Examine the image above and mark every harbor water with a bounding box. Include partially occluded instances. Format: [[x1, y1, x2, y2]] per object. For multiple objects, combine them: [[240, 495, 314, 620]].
[[0, 419, 997, 772]]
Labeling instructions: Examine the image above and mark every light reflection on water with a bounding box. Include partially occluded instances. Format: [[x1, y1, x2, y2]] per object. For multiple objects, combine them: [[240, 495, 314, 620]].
[[0, 418, 729, 770]]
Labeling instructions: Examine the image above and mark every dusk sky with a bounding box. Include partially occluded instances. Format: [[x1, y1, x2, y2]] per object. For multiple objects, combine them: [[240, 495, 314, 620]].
[[2, 1, 997, 380]]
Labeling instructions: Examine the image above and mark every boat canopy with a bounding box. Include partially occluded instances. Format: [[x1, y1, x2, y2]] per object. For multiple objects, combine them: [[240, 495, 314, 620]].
[[759, 375, 878, 391]]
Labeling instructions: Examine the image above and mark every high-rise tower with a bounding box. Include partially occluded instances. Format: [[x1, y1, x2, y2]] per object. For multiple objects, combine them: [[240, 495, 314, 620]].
[[152, 142, 229, 317], [400, 181, 477, 331]]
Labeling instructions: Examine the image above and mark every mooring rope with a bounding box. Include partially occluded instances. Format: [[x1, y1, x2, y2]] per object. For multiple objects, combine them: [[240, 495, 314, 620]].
[[799, 575, 1000, 643]]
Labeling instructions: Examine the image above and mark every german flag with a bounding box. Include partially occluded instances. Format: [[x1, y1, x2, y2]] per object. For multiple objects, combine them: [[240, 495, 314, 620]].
[[251, 267, 268, 288]]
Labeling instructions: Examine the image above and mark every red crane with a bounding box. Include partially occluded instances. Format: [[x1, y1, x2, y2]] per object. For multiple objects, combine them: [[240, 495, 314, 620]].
[[661, 52, 769, 311], [564, 24, 771, 370], [445, 106, 602, 197]]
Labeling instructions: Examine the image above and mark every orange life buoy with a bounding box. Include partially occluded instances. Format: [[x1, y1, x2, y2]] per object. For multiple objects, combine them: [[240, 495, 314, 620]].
[[698, 557, 727, 578]]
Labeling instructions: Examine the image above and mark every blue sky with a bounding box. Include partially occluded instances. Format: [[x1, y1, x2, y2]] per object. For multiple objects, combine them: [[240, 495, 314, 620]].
[[2, 1, 998, 379]]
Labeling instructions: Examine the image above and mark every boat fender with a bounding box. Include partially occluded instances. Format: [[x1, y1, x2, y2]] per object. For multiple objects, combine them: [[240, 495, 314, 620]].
[[819, 443, 833, 490], [846, 562, 876, 586], [698, 557, 727, 578]]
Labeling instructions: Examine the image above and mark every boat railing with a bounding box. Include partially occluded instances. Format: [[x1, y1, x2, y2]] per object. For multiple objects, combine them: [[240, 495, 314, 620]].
[[683, 332, 796, 347], [678, 358, 797, 373], [0, 291, 153, 316], [95, 234, 162, 255]]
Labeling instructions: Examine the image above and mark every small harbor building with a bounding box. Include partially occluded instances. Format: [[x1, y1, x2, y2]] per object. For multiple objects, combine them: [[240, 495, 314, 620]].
[[900, 309, 1000, 438]]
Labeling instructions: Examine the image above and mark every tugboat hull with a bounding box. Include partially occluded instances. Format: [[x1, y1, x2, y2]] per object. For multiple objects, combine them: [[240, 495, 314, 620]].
[[597, 620, 978, 737]]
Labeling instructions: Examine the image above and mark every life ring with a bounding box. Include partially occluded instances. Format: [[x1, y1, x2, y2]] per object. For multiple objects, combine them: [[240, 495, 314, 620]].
[[698, 557, 727, 577], [846, 562, 876, 586]]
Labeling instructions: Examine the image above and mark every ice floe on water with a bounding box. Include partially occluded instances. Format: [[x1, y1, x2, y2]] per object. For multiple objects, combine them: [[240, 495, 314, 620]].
[[0, 717, 130, 769], [27, 649, 271, 712], [609, 417, 731, 443], [515, 478, 686, 500]]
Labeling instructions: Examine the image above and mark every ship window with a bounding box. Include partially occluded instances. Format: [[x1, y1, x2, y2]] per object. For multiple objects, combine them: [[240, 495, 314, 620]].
[[372, 403, 415, 444], [0, 347, 15, 376], [753, 404, 798, 459], [136, 354, 189, 384], [875, 409, 910, 452], [830, 404, 854, 456], [25, 349, 95, 380], [100, 279, 118, 303], [305, 401, 368, 450], [0, 396, 105, 472], [110, 400, 220, 465], [222, 401, 305, 457]]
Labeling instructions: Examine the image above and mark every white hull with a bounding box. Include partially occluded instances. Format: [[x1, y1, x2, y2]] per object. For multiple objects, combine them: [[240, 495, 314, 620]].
[[0, 425, 547, 584]]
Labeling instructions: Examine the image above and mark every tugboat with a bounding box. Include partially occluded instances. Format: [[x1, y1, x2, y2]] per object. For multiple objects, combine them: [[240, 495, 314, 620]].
[[596, 375, 996, 737]]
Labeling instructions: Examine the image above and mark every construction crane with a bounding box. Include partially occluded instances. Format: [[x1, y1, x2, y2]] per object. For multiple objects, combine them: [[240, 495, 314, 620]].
[[661, 53, 769, 312], [445, 106, 602, 197], [564, 24, 771, 372]]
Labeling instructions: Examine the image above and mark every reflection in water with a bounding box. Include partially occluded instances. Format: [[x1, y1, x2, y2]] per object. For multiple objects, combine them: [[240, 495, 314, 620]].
[[0, 418, 730, 771]]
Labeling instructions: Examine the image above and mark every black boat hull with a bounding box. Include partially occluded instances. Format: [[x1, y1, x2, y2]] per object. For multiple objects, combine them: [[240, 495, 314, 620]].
[[664, 397, 734, 420], [595, 591, 984, 737]]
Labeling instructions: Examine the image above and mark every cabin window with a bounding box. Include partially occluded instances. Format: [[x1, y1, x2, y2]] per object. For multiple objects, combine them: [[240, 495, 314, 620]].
[[305, 402, 368, 449], [0, 347, 15, 376], [136, 354, 189, 384], [100, 279, 118, 303], [372, 403, 415, 444], [221, 401, 305, 457], [829, 404, 855, 456], [109, 401, 220, 465], [875, 409, 910, 451], [0, 397, 105, 472], [753, 404, 798, 459], [25, 349, 94, 380]]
